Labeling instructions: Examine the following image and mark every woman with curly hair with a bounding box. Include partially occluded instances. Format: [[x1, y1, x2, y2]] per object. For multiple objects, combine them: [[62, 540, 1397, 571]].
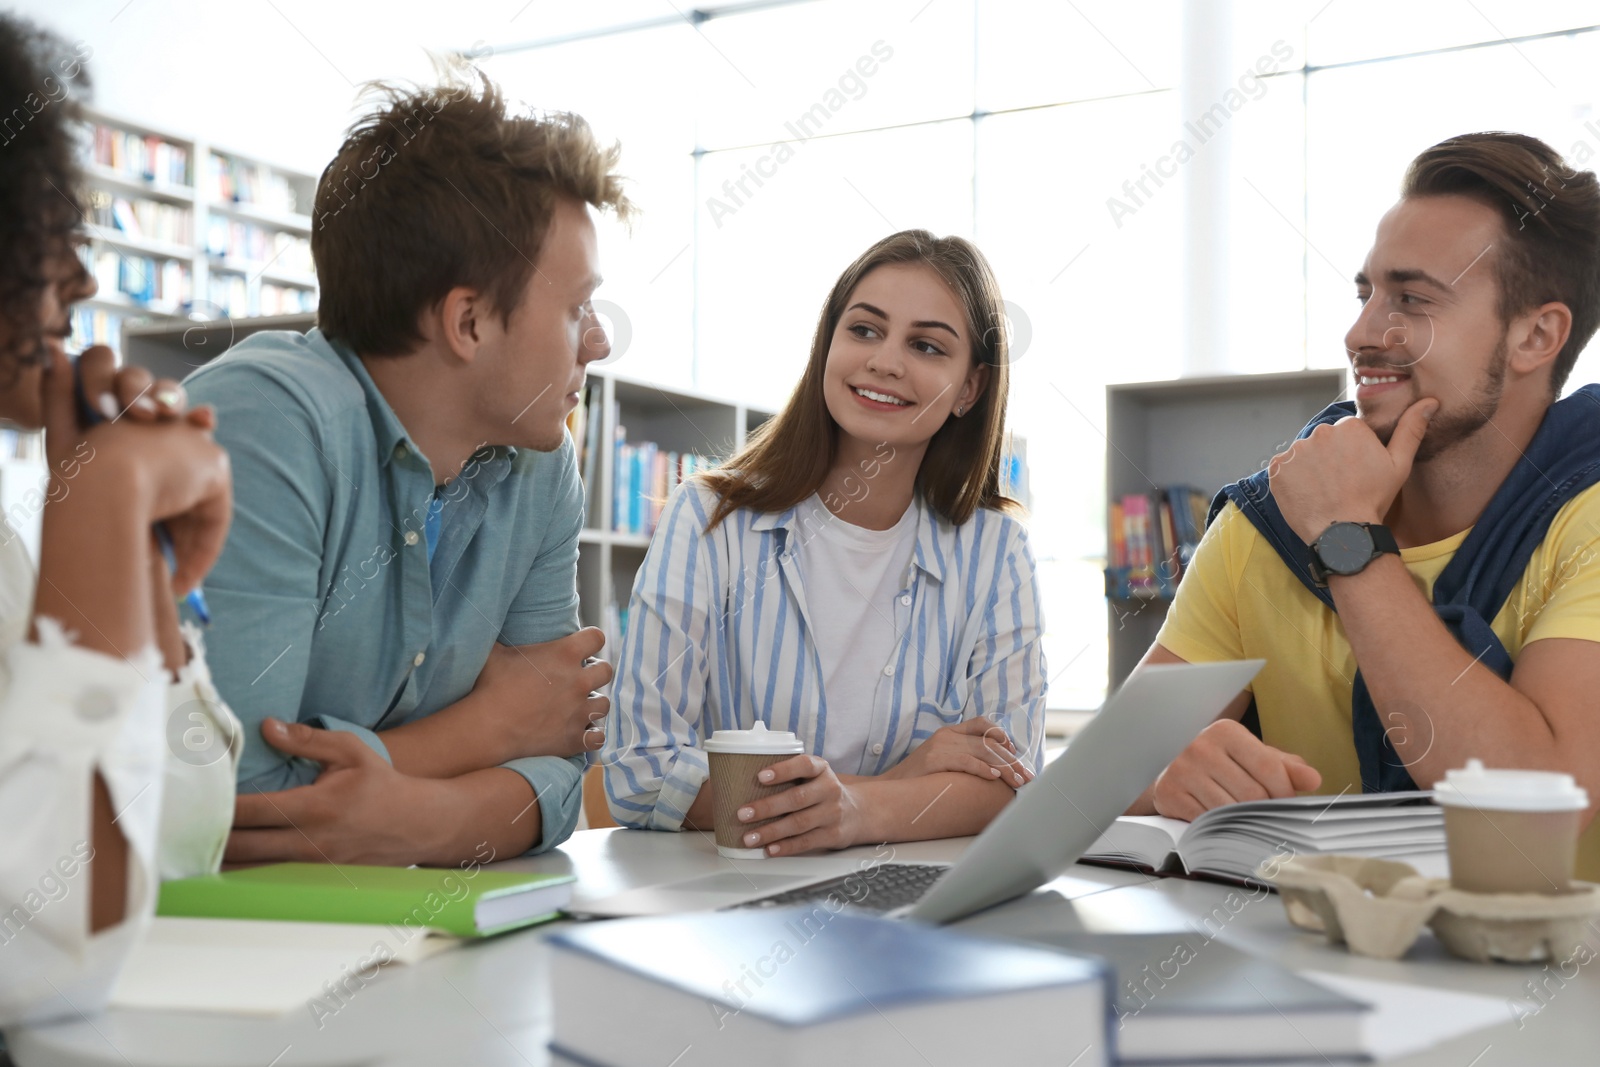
[[0, 14, 236, 1025]]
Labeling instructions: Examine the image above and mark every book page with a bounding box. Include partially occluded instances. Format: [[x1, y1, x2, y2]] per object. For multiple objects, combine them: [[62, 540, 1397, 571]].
[[110, 917, 457, 1015]]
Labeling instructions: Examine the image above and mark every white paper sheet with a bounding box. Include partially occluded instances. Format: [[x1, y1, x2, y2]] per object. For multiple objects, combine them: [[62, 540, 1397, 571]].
[[1300, 970, 1531, 1061], [110, 917, 457, 1015]]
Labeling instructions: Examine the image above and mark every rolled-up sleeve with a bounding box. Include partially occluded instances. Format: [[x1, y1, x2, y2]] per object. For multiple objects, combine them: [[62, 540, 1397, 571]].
[[963, 521, 1048, 773], [602, 486, 718, 830], [501, 753, 586, 854], [0, 620, 166, 1026]]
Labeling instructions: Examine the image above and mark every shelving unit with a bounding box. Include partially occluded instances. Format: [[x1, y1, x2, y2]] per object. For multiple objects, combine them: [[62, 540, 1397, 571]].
[[1104, 368, 1347, 688], [123, 311, 316, 383], [575, 370, 774, 656], [72, 108, 318, 360]]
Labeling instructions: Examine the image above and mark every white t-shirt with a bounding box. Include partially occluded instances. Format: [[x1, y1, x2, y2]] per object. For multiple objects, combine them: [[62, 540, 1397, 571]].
[[792, 494, 917, 775]]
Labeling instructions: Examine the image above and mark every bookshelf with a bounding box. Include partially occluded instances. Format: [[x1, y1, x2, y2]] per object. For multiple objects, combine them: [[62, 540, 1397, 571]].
[[71, 108, 318, 360], [1104, 368, 1347, 688], [574, 372, 774, 656]]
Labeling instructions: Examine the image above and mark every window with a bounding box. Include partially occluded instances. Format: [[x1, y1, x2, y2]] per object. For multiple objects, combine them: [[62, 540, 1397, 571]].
[[485, 3, 1600, 707]]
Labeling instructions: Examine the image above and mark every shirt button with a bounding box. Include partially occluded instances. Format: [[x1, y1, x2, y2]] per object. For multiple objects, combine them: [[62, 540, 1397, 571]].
[[899, 594, 912, 606], [413, 652, 426, 667], [404, 531, 421, 546], [871, 743, 884, 756], [75, 686, 117, 722], [394, 442, 408, 459], [882, 664, 895, 677]]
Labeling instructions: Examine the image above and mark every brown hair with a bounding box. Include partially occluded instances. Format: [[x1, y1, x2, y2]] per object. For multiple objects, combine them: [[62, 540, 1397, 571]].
[[703, 230, 1019, 529], [312, 64, 633, 356], [1402, 132, 1600, 395]]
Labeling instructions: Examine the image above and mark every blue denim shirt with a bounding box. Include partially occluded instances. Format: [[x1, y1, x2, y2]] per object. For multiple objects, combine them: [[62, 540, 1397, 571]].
[[183, 328, 585, 853]]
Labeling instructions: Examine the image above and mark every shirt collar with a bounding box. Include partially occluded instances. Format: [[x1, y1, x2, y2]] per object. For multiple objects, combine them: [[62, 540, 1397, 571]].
[[320, 329, 517, 472], [751, 491, 948, 584]]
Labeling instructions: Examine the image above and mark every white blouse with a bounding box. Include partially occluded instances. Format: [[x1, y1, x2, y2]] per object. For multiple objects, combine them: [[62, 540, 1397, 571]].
[[0, 526, 241, 1026]]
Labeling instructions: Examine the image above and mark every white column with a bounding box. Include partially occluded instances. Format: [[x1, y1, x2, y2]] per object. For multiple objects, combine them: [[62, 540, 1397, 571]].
[[1179, 0, 1233, 377]]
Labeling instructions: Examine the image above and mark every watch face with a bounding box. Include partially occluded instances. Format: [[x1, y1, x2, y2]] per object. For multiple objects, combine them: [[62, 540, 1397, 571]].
[[1317, 523, 1375, 575]]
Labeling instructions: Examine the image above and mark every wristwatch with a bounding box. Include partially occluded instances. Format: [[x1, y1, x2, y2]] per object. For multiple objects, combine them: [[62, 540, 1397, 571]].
[[1307, 522, 1399, 586]]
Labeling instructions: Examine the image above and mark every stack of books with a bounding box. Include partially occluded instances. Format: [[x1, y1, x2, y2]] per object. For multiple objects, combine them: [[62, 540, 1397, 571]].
[[1106, 485, 1208, 600], [548, 909, 1111, 1067], [69, 306, 124, 353]]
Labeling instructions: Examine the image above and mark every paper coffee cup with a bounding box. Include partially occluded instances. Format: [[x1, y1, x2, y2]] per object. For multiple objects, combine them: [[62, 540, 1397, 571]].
[[1434, 759, 1588, 895], [703, 723, 805, 859]]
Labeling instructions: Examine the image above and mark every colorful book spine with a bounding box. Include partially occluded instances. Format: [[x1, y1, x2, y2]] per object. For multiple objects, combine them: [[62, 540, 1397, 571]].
[[91, 125, 189, 186]]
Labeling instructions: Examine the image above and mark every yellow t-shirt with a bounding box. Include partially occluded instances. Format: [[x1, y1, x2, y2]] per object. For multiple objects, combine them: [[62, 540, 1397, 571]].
[[1157, 487, 1600, 882]]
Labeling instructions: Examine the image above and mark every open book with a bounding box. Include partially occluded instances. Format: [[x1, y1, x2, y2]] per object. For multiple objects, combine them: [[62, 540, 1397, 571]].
[[1082, 791, 1447, 885]]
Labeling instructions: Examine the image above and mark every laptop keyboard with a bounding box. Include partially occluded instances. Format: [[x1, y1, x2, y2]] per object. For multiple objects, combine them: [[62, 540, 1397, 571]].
[[725, 863, 947, 914]]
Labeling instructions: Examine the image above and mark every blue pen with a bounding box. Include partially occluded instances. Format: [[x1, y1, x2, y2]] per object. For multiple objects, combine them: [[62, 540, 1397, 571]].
[[72, 360, 212, 625]]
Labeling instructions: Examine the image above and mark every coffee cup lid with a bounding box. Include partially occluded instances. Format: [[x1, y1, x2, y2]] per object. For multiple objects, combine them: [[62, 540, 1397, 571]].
[[703, 722, 804, 754], [1433, 759, 1589, 812]]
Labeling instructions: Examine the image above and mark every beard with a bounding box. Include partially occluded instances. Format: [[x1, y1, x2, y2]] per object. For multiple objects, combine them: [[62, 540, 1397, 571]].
[[1363, 337, 1509, 463]]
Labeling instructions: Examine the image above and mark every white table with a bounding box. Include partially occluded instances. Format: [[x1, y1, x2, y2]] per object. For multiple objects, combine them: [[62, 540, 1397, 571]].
[[9, 828, 1596, 1065]]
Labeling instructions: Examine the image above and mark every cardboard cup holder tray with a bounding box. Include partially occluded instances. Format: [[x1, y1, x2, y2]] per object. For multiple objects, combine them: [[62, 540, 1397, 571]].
[[1261, 855, 1600, 962]]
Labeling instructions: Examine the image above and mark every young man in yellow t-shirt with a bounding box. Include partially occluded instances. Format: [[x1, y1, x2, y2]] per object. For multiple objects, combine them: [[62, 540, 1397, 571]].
[[1129, 132, 1600, 882]]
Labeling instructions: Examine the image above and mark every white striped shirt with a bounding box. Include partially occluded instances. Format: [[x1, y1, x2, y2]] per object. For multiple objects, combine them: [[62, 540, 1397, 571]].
[[602, 480, 1047, 830]]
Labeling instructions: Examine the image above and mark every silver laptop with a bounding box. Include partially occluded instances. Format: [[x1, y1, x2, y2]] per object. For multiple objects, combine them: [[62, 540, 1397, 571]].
[[567, 659, 1264, 924]]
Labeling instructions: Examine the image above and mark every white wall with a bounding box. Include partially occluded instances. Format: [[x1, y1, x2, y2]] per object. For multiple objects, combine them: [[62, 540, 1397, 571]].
[[8, 0, 668, 174]]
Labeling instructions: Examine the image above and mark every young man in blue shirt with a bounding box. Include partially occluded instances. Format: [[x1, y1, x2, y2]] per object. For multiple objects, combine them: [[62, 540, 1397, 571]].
[[186, 72, 632, 865]]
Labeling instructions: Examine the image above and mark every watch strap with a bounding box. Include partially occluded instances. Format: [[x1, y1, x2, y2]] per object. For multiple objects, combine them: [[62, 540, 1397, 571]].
[[1367, 523, 1399, 557]]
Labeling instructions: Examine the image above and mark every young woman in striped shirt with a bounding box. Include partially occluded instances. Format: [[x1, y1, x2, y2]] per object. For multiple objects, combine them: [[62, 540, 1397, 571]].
[[603, 230, 1046, 855]]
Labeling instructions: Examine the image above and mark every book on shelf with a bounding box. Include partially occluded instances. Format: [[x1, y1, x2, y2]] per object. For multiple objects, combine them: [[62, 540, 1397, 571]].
[[91, 192, 193, 245], [207, 152, 301, 214], [1081, 791, 1446, 886], [88, 248, 191, 308], [1105, 485, 1208, 600], [70, 306, 125, 353], [89, 123, 189, 186], [1020, 931, 1370, 1064], [207, 272, 249, 317], [205, 217, 313, 272], [548, 909, 1111, 1067], [258, 283, 316, 316], [611, 425, 714, 538]]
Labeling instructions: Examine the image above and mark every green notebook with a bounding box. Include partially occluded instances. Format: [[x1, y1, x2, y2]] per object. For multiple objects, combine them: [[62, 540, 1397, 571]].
[[157, 863, 575, 938]]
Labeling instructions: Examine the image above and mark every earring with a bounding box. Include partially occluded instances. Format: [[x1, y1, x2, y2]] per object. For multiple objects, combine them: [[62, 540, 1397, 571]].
[[954, 405, 964, 417]]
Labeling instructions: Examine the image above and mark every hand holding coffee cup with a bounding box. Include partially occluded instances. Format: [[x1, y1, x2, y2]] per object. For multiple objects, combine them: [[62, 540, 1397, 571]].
[[703, 723, 804, 859], [1434, 759, 1589, 895]]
